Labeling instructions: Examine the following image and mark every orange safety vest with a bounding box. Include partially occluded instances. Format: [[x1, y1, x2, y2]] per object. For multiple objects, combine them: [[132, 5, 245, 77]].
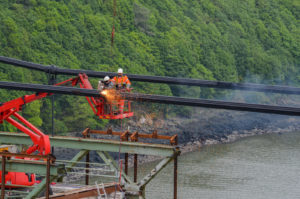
[[113, 75, 131, 86]]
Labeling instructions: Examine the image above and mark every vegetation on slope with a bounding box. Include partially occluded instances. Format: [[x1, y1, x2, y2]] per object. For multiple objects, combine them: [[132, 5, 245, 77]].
[[0, 0, 299, 133]]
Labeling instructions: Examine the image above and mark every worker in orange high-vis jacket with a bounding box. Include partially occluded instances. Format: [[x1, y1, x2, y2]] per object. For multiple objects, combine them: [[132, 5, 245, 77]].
[[113, 68, 131, 114], [113, 68, 131, 90]]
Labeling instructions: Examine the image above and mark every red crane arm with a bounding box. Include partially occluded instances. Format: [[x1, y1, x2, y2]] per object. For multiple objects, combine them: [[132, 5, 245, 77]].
[[50, 74, 101, 115], [0, 73, 132, 155], [0, 74, 96, 155], [0, 93, 51, 155]]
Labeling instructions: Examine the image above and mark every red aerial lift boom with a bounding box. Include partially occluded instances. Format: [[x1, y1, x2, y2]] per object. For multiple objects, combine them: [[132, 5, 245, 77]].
[[64, 73, 133, 119], [0, 73, 133, 187]]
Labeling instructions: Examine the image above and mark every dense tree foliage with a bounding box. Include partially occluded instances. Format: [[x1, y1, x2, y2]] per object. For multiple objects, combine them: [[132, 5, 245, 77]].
[[0, 0, 299, 133]]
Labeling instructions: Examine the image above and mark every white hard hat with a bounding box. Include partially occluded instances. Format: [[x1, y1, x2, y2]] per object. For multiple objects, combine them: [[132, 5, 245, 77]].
[[117, 68, 123, 74], [104, 76, 110, 81]]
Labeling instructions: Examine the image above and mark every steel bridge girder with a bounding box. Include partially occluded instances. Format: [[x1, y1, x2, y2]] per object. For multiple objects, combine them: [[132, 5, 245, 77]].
[[0, 132, 176, 157]]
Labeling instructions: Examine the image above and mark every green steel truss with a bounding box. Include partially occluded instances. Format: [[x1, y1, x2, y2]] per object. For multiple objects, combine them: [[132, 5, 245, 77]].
[[0, 132, 175, 156], [0, 132, 180, 198]]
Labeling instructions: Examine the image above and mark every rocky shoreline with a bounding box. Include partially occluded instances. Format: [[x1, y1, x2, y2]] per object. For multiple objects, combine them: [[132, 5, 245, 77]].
[[114, 110, 300, 165], [55, 109, 300, 163], [179, 123, 300, 154], [56, 109, 300, 182]]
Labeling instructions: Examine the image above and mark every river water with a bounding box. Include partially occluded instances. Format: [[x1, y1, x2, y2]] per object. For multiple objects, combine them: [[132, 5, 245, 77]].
[[134, 132, 300, 199]]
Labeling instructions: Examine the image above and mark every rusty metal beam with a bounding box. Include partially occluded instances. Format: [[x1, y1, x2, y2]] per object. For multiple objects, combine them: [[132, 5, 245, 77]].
[[86, 129, 178, 145], [1, 156, 5, 199], [42, 183, 120, 199]]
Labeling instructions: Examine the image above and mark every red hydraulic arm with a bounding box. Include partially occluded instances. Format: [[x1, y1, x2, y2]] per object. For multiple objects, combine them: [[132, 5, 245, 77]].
[[0, 92, 51, 155], [0, 93, 52, 187], [0, 73, 133, 155], [0, 73, 133, 187]]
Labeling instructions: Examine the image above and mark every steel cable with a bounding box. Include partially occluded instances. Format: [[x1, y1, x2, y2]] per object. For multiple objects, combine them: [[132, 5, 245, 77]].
[[1, 56, 300, 95], [0, 81, 300, 116]]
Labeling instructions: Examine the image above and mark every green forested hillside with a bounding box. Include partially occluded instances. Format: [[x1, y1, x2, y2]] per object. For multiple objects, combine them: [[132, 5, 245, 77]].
[[0, 0, 299, 133]]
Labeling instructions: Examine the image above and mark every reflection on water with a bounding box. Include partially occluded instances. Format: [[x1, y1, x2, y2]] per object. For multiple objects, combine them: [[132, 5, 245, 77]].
[[132, 132, 300, 199]]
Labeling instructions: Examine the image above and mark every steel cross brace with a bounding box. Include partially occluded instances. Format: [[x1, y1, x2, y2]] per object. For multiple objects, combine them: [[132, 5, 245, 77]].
[[0, 159, 65, 199], [57, 150, 89, 182], [96, 150, 179, 199], [26, 176, 56, 199], [138, 155, 175, 188], [96, 151, 133, 185], [134, 154, 178, 199], [27, 150, 88, 198]]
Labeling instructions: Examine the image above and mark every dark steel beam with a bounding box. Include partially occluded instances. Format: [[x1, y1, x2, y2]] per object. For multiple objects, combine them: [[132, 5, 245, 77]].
[[0, 81, 102, 97], [0, 81, 300, 116], [1, 56, 300, 95], [121, 92, 300, 116]]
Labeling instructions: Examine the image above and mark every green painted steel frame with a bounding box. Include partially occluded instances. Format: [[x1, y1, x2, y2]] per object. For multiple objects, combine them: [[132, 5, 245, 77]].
[[0, 159, 64, 176], [57, 150, 88, 182], [0, 132, 180, 198], [0, 132, 175, 156], [25, 176, 56, 199], [0, 158, 66, 198], [27, 150, 88, 198], [96, 150, 179, 199]]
